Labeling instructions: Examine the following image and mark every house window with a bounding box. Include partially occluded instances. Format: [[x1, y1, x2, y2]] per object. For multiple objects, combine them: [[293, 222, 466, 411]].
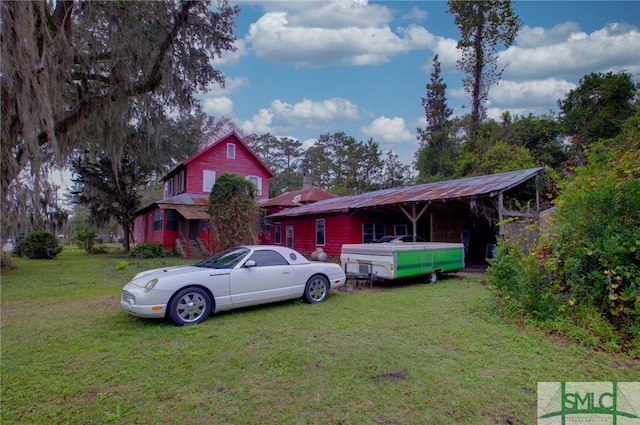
[[203, 170, 216, 192], [227, 143, 235, 159], [362, 223, 384, 243], [286, 226, 293, 248], [166, 210, 178, 231], [394, 225, 408, 236], [167, 170, 185, 197], [316, 219, 325, 245], [274, 222, 281, 244], [153, 210, 163, 231], [246, 175, 262, 196]]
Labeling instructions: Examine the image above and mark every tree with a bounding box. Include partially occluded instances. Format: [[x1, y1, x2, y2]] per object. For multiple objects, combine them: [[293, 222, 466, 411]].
[[245, 133, 304, 196], [302, 133, 383, 195], [558, 71, 638, 150], [447, 0, 521, 130], [416, 54, 455, 182], [381, 150, 414, 189], [69, 109, 205, 251], [454, 117, 535, 177], [1, 0, 239, 237], [208, 173, 262, 251], [71, 153, 150, 252], [509, 114, 566, 172]]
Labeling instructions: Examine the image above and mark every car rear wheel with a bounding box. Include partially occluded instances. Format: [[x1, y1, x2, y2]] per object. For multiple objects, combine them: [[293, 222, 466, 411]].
[[303, 275, 330, 304], [168, 287, 212, 326], [428, 272, 438, 283]]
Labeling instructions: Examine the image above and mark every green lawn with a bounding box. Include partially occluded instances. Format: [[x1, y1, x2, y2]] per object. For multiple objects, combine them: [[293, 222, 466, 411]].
[[1, 249, 638, 424]]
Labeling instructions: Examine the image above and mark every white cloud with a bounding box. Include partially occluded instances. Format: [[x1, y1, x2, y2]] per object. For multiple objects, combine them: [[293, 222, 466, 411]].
[[516, 22, 581, 48], [240, 97, 361, 135], [240, 108, 274, 135], [203, 96, 234, 116], [501, 22, 640, 81], [360, 116, 414, 143], [201, 76, 251, 117], [280, 0, 393, 29], [245, 2, 436, 67], [489, 78, 577, 110], [214, 38, 248, 67], [206, 76, 250, 97], [401, 6, 428, 22]]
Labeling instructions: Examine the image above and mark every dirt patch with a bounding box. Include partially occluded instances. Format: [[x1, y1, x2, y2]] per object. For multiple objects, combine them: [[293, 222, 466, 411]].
[[370, 370, 408, 381]]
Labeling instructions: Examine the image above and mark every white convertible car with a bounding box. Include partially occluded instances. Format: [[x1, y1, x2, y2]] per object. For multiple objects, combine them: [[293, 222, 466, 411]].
[[121, 245, 346, 325]]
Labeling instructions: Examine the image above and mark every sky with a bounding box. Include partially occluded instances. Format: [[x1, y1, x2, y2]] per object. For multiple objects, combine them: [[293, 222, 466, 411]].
[[199, 0, 640, 167]]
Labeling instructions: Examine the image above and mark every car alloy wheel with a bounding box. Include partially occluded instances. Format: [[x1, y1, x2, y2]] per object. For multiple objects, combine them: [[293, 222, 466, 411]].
[[304, 275, 330, 304], [168, 287, 212, 326]]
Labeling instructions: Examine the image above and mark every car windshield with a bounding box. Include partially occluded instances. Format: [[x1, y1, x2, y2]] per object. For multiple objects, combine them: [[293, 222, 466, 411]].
[[194, 247, 250, 269]]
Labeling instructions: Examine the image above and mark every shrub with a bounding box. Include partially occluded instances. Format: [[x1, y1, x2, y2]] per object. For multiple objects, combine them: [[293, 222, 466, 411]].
[[71, 227, 98, 254], [129, 243, 168, 259], [15, 231, 62, 259], [487, 138, 639, 354], [115, 260, 129, 270]]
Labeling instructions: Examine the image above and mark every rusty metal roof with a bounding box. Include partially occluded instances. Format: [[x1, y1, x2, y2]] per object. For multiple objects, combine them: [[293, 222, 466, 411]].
[[155, 195, 211, 219], [261, 187, 338, 208], [269, 167, 544, 218]]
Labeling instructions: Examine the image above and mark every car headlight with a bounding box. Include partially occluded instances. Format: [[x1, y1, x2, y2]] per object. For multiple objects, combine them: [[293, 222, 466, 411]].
[[144, 278, 158, 293]]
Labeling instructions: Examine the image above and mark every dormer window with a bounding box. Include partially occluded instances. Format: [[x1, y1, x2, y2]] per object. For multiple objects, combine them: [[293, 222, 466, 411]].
[[227, 143, 235, 159]]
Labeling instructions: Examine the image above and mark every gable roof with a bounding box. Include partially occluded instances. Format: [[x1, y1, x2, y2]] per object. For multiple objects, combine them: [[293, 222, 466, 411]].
[[269, 167, 544, 218], [161, 130, 275, 182], [261, 187, 338, 208]]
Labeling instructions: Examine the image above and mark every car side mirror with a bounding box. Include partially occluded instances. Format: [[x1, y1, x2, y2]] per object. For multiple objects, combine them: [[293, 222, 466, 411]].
[[244, 260, 257, 268]]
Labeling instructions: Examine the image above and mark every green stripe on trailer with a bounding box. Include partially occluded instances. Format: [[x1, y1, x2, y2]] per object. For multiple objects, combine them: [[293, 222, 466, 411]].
[[395, 248, 464, 279], [340, 242, 465, 280]]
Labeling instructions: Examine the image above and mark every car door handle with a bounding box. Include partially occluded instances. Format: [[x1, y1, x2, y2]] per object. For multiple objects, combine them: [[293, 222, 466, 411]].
[[282, 270, 291, 274]]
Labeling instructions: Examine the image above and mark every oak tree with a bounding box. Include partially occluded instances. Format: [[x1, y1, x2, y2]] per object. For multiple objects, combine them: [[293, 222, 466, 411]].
[[1, 0, 239, 236]]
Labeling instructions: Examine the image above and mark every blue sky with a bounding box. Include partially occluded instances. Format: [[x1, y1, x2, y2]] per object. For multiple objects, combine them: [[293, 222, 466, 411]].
[[201, 1, 640, 167]]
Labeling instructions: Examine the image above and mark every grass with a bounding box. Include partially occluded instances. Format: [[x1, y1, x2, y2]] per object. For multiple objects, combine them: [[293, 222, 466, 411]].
[[1, 248, 638, 424]]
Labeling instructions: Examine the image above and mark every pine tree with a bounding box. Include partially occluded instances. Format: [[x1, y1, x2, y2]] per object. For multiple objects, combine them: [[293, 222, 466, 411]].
[[416, 55, 455, 181]]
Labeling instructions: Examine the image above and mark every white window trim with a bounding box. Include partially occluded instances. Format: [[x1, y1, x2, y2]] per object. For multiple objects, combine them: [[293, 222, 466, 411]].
[[227, 143, 236, 159], [246, 175, 262, 196], [203, 170, 216, 192]]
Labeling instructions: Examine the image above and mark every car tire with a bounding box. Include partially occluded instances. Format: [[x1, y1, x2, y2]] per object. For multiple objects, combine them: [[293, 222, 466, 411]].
[[303, 275, 330, 304], [168, 287, 212, 326], [428, 272, 438, 283]]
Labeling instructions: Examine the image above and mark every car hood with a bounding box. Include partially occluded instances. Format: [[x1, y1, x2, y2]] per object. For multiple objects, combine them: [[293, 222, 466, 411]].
[[129, 265, 202, 286]]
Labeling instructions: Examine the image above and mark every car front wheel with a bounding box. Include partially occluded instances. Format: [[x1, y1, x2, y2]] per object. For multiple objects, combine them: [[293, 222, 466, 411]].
[[168, 287, 212, 326], [303, 275, 330, 304]]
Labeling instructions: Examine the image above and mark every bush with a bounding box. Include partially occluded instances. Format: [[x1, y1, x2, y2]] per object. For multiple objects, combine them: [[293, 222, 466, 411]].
[[487, 138, 639, 354], [129, 243, 168, 259], [71, 227, 99, 254], [115, 260, 129, 270], [15, 231, 63, 259]]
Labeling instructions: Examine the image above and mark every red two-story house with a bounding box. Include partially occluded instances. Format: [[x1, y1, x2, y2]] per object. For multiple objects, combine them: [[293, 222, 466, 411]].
[[133, 131, 274, 256]]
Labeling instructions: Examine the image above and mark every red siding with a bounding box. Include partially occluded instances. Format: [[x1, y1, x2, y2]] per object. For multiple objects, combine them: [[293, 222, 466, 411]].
[[181, 134, 271, 199], [135, 132, 274, 254], [269, 213, 362, 257]]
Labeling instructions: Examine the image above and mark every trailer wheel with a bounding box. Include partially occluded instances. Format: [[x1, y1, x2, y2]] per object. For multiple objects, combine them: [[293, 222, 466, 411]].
[[428, 272, 438, 283]]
